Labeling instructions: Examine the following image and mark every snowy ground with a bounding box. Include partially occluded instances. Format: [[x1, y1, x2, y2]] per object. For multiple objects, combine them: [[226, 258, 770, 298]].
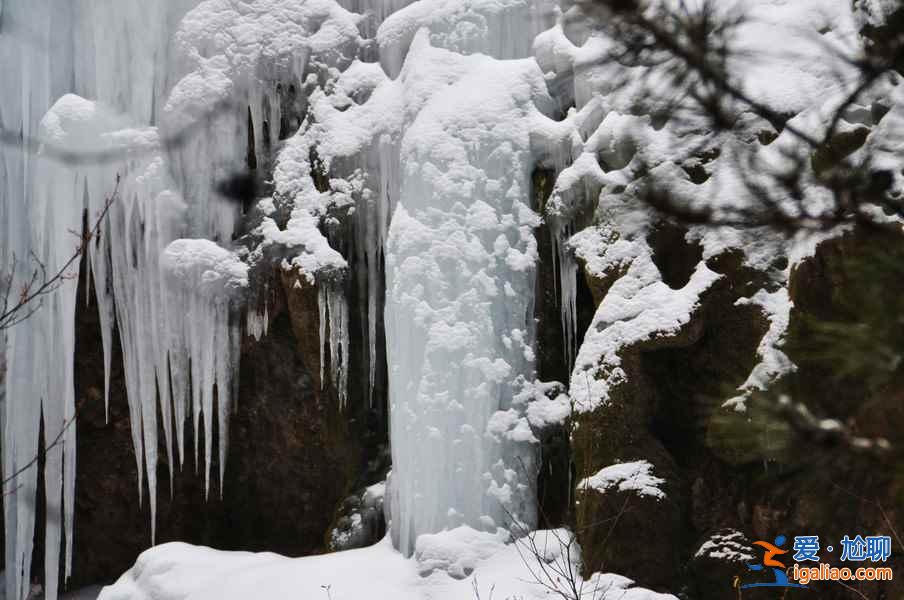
[[96, 531, 674, 600], [0, 579, 101, 600]]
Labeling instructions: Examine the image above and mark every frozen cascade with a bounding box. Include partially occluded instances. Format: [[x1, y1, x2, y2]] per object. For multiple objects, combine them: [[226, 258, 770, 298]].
[[0, 1, 282, 598], [2, 102, 87, 600], [0, 0, 565, 595], [383, 30, 556, 554], [241, 0, 558, 559], [1, 88, 248, 600]]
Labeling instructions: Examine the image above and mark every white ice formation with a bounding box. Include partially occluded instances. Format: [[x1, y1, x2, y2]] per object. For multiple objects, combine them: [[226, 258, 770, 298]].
[[0, 1, 323, 597]]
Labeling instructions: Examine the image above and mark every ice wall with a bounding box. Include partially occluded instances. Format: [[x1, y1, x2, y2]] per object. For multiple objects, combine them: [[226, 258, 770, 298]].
[[1, 0, 561, 595]]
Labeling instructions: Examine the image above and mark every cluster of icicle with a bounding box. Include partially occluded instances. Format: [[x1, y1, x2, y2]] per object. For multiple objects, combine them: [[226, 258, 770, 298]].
[[0, 42, 248, 600], [318, 283, 350, 408], [0, 1, 350, 599]]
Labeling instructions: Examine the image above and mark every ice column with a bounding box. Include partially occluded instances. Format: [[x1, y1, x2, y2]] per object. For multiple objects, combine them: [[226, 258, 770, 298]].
[[384, 34, 552, 555]]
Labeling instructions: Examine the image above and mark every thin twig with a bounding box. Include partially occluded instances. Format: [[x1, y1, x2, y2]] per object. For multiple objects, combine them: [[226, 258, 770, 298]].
[[0, 177, 119, 331]]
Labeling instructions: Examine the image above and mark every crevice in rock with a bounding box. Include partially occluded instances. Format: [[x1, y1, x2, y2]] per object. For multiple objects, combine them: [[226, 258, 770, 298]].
[[647, 220, 703, 290]]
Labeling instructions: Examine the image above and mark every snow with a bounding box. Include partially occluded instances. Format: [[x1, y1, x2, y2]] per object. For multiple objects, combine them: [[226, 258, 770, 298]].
[[694, 530, 755, 563], [377, 0, 554, 77], [723, 288, 795, 412], [413, 527, 510, 579], [568, 227, 720, 413], [533, 0, 897, 421], [162, 240, 249, 291], [854, 0, 900, 27], [734, 0, 860, 116], [578, 461, 666, 500], [517, 378, 571, 429], [866, 80, 904, 208], [97, 532, 675, 600]]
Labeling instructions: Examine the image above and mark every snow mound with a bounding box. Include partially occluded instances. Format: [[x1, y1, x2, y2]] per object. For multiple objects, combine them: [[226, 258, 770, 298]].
[[578, 460, 666, 500], [695, 529, 756, 563], [413, 527, 509, 579], [162, 239, 249, 292], [98, 533, 676, 600]]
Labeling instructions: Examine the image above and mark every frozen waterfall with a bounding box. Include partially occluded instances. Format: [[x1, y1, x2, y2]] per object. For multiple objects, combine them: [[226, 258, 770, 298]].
[[0, 2, 249, 598], [1, 0, 559, 596], [382, 28, 555, 558]]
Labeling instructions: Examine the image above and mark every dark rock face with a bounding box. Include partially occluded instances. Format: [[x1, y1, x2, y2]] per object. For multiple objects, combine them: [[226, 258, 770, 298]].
[[66, 269, 370, 588], [532, 168, 592, 528], [571, 228, 904, 599], [572, 238, 771, 593]]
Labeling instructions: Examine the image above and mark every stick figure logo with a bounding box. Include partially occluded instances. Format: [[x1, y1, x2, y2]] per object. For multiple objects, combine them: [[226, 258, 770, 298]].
[[741, 535, 807, 589]]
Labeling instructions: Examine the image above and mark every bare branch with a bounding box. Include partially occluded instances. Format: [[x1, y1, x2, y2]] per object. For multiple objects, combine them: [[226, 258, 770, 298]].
[[0, 176, 120, 332]]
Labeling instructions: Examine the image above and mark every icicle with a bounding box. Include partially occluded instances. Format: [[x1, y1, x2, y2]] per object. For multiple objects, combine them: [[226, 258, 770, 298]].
[[329, 284, 350, 408], [318, 285, 327, 389], [63, 357, 77, 582], [160, 238, 247, 501], [316, 282, 350, 407], [361, 133, 400, 407], [168, 322, 190, 470], [246, 289, 271, 343], [367, 256, 378, 407], [91, 223, 116, 424], [246, 305, 269, 341], [552, 222, 578, 370]]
